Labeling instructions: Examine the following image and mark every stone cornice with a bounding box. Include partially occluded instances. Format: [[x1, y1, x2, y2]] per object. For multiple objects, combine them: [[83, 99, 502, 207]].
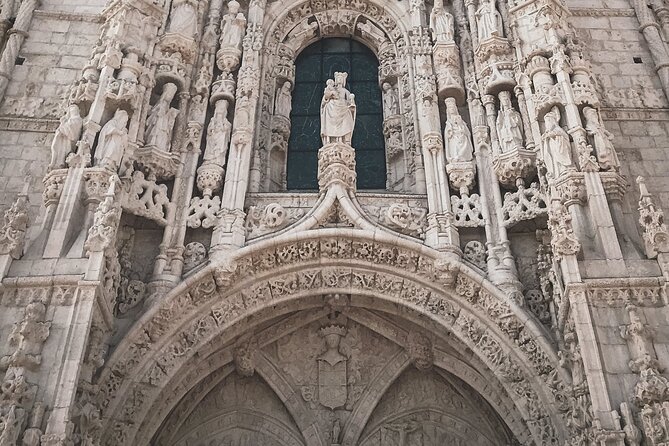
[[33, 9, 102, 23], [569, 7, 635, 17], [0, 116, 59, 132]]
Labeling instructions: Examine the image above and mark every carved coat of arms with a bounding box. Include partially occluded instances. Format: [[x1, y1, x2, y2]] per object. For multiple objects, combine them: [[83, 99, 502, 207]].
[[317, 323, 348, 409]]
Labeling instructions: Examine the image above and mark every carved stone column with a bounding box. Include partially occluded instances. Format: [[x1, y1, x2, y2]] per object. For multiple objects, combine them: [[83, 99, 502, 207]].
[[632, 0, 669, 102], [0, 0, 38, 102], [211, 0, 266, 253], [411, 25, 460, 253]]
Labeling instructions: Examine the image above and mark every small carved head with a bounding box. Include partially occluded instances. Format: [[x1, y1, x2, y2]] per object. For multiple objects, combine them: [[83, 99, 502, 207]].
[[162, 82, 179, 101], [114, 109, 129, 127], [334, 71, 348, 87], [228, 0, 240, 14]]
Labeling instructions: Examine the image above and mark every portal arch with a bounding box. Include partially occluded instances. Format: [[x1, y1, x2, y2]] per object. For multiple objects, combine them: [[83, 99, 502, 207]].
[[96, 231, 568, 445]]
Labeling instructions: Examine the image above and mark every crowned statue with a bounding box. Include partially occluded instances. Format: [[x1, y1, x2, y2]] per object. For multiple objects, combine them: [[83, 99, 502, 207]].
[[443, 97, 474, 163], [320, 72, 356, 145], [496, 91, 524, 153]]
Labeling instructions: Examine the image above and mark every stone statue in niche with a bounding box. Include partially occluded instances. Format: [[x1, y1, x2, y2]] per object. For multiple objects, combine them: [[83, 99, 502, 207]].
[[443, 97, 474, 163], [95, 109, 129, 171], [496, 91, 524, 153], [203, 99, 232, 165], [430, 0, 454, 43], [331, 418, 341, 444], [476, 0, 503, 41], [145, 83, 180, 152], [274, 81, 293, 118], [582, 106, 620, 170], [167, 0, 198, 37], [321, 72, 356, 145], [220, 0, 246, 53], [49, 105, 83, 169], [382, 82, 400, 116], [541, 107, 573, 179]]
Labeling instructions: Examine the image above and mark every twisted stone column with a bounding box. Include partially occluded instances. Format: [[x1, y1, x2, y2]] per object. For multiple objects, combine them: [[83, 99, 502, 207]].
[[632, 0, 669, 102], [0, 0, 38, 102]]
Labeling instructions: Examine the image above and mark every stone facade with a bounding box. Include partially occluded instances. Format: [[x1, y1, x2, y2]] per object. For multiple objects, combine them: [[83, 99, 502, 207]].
[[1, 0, 669, 445]]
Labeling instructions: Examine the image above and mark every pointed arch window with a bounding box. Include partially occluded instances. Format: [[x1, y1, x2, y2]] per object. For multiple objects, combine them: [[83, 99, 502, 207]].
[[287, 38, 386, 190]]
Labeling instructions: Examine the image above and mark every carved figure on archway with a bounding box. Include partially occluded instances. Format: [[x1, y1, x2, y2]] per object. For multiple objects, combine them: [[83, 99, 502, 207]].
[[321, 72, 356, 145], [496, 91, 524, 153], [95, 109, 129, 171], [203, 99, 232, 164], [582, 106, 619, 170], [476, 0, 503, 41], [382, 82, 400, 117], [443, 98, 474, 163], [144, 83, 179, 152], [49, 105, 83, 169], [541, 107, 573, 179], [430, 0, 454, 43], [274, 81, 293, 118]]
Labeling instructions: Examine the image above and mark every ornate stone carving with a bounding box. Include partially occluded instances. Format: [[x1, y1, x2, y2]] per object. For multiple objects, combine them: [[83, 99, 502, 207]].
[[407, 331, 433, 371], [637, 176, 669, 258], [378, 203, 427, 238], [0, 301, 50, 371], [318, 143, 357, 192], [183, 242, 207, 273], [463, 240, 487, 270], [450, 194, 485, 227], [85, 179, 122, 255], [0, 193, 29, 259], [245, 203, 304, 238], [502, 182, 547, 227], [547, 198, 581, 259], [120, 171, 172, 225]]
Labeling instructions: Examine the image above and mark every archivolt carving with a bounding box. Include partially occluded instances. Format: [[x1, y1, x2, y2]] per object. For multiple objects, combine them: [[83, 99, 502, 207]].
[[95, 234, 565, 445]]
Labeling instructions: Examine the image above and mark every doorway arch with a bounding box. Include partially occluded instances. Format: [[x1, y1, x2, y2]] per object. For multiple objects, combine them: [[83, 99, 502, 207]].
[[96, 231, 567, 445]]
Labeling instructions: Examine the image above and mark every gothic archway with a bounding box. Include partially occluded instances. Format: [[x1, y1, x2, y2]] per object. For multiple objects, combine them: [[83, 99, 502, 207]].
[[95, 230, 568, 445]]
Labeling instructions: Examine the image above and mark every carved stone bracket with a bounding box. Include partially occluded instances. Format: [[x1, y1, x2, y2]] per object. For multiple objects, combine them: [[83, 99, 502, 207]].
[[317, 143, 357, 192]]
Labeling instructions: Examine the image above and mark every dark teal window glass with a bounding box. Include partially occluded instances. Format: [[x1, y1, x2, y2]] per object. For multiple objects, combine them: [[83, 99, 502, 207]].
[[286, 38, 387, 190]]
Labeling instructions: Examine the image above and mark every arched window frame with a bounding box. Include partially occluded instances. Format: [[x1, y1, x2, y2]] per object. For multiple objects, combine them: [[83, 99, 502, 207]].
[[254, 12, 422, 195]]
